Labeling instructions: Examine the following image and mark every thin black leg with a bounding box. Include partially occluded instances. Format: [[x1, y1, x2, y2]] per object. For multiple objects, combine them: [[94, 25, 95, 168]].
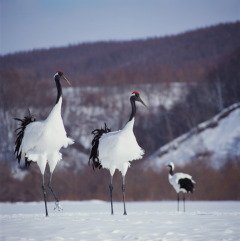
[[122, 175, 127, 215], [48, 173, 62, 211], [177, 193, 180, 212], [109, 175, 114, 215], [42, 175, 48, 217], [183, 193, 186, 212], [48, 173, 59, 202]]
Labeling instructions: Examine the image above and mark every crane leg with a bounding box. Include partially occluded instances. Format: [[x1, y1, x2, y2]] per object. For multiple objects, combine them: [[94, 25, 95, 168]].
[[42, 175, 48, 217], [183, 193, 186, 212], [122, 175, 127, 215], [177, 193, 180, 212], [109, 175, 114, 215], [48, 173, 62, 211]]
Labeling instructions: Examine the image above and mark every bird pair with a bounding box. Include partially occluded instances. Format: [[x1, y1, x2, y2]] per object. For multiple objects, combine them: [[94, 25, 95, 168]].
[[14, 71, 147, 216]]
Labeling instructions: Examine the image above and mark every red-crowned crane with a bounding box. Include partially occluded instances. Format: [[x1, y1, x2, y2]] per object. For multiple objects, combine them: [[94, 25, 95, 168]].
[[14, 71, 74, 217], [89, 91, 147, 215], [167, 162, 196, 212]]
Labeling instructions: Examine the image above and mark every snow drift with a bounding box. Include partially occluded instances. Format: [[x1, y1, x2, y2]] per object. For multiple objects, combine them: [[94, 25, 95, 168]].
[[147, 102, 240, 169]]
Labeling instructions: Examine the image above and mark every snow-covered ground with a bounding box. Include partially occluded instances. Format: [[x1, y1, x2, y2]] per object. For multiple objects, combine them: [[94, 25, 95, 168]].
[[147, 103, 240, 170], [1, 201, 240, 241]]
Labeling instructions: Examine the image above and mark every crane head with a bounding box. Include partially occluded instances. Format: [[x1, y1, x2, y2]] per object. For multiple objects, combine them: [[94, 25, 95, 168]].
[[167, 162, 175, 170], [131, 91, 148, 108], [54, 71, 71, 86]]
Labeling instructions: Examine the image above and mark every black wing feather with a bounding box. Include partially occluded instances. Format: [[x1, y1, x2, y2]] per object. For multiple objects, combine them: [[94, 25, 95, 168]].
[[89, 123, 111, 170], [14, 112, 36, 167], [178, 178, 195, 193]]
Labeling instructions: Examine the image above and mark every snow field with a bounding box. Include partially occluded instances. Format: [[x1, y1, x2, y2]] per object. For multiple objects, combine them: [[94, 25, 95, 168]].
[[148, 103, 240, 169], [1, 201, 240, 241]]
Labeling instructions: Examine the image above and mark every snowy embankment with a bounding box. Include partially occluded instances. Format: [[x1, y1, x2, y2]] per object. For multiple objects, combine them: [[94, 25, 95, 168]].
[[147, 103, 240, 169], [1, 201, 240, 241]]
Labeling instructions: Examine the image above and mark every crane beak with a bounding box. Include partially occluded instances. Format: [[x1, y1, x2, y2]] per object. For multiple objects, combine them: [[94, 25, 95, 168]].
[[63, 75, 71, 86], [138, 97, 148, 109]]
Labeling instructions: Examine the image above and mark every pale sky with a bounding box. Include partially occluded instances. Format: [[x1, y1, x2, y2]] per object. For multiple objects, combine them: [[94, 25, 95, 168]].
[[1, 0, 239, 55]]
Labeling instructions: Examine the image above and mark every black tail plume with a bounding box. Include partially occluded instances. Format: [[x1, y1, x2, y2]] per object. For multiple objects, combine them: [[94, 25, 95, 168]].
[[89, 123, 111, 170], [178, 178, 195, 193], [14, 111, 36, 167]]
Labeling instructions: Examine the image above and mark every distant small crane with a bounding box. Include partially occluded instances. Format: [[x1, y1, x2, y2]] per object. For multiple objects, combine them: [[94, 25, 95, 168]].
[[89, 91, 147, 215], [14, 71, 74, 217], [167, 162, 195, 212]]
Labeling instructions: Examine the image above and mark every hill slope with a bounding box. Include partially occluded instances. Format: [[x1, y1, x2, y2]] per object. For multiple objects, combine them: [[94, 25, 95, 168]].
[[147, 103, 240, 169], [1, 22, 240, 85]]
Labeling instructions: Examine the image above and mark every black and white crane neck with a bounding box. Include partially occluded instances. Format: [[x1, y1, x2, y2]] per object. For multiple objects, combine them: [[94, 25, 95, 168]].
[[54, 73, 62, 104], [128, 92, 147, 122], [168, 162, 174, 176], [169, 166, 174, 176], [129, 97, 137, 122]]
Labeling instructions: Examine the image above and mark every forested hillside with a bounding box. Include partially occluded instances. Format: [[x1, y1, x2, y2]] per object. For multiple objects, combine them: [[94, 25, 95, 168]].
[[1, 22, 240, 85]]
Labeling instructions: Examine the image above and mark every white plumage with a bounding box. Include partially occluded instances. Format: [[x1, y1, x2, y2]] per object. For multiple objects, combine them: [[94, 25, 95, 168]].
[[89, 91, 147, 215], [14, 71, 73, 216], [19, 97, 74, 174], [169, 172, 194, 194], [167, 162, 196, 211], [99, 118, 144, 176]]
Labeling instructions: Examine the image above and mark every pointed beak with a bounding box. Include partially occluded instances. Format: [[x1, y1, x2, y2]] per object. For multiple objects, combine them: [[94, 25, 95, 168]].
[[138, 97, 148, 109], [63, 75, 71, 86]]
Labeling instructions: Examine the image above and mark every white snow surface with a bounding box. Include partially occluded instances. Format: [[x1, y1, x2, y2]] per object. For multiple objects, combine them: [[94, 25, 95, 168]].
[[1, 201, 240, 241], [147, 103, 240, 169]]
